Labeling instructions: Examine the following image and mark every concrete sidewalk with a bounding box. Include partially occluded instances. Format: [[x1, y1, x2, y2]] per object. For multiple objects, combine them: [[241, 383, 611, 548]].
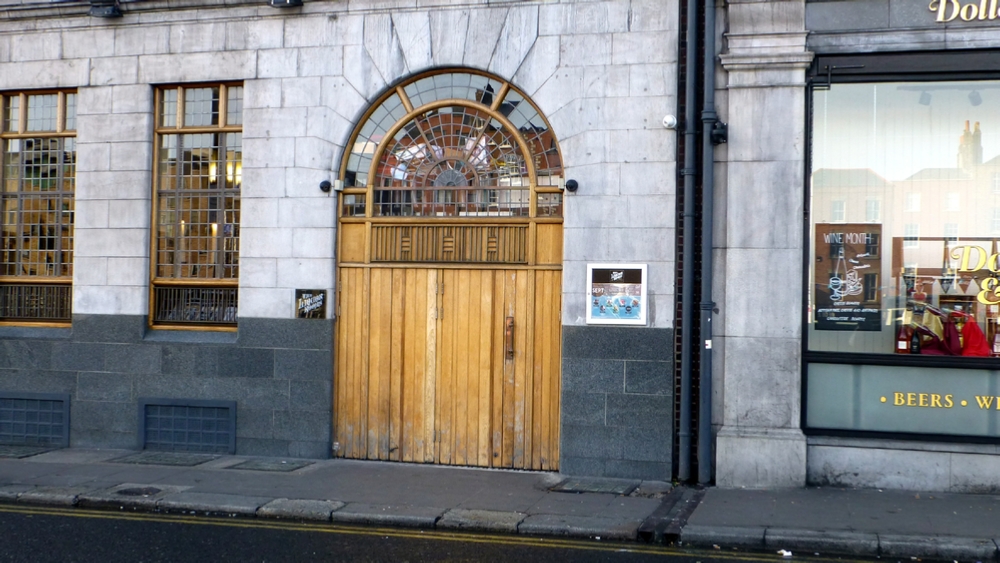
[[4, 447, 1000, 561], [680, 487, 1000, 561], [0, 447, 671, 541]]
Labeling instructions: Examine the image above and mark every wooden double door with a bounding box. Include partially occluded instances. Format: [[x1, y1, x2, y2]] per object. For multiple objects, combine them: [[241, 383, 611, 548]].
[[335, 266, 560, 470]]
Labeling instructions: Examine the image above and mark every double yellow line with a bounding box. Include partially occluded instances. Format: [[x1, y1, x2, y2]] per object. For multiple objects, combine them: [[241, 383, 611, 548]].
[[0, 504, 866, 562]]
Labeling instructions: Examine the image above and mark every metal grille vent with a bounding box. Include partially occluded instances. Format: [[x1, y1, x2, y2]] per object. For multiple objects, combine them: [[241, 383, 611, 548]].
[[0, 285, 72, 321], [139, 399, 236, 454], [0, 393, 70, 447], [152, 287, 237, 325]]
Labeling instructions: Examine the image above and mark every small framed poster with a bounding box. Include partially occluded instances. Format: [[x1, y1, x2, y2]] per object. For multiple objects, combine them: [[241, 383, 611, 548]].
[[586, 264, 647, 325], [295, 289, 327, 319]]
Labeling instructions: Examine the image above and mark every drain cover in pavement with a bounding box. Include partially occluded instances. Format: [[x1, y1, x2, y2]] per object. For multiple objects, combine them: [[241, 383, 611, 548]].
[[0, 446, 52, 459], [550, 478, 639, 495], [226, 459, 313, 472], [109, 451, 219, 466]]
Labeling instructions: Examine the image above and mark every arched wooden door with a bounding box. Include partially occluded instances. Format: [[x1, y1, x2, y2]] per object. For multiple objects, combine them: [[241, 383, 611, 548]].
[[335, 70, 563, 470]]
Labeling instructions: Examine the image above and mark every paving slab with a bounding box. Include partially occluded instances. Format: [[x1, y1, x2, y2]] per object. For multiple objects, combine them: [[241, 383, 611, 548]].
[[438, 508, 525, 533], [330, 503, 444, 528], [878, 534, 998, 561], [763, 528, 879, 557], [257, 499, 344, 521], [550, 477, 639, 495], [0, 446, 54, 459], [29, 449, 131, 464], [227, 459, 314, 472], [517, 513, 641, 541], [109, 452, 220, 467], [156, 491, 273, 516]]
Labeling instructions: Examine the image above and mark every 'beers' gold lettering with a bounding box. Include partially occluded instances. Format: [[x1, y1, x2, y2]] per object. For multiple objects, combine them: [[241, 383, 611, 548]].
[[893, 392, 953, 408], [931, 0, 1000, 20]]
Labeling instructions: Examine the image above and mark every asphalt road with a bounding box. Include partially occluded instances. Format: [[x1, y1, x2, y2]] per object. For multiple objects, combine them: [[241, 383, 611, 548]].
[[0, 504, 876, 563]]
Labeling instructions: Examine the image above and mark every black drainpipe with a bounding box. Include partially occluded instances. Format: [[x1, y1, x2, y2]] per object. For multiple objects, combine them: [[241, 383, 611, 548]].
[[698, 0, 723, 486], [677, 0, 699, 483]]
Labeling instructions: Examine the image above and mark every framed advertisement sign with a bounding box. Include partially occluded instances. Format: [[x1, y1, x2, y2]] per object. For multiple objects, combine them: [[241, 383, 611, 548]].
[[586, 264, 647, 326], [295, 289, 327, 319]]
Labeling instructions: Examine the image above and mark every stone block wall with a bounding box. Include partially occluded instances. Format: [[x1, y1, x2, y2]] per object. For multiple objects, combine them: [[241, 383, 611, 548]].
[[0, 316, 333, 457], [560, 326, 673, 480]]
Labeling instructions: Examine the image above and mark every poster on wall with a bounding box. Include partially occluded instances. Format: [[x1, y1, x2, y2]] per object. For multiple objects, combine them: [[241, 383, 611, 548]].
[[586, 264, 647, 326], [295, 289, 327, 319], [814, 224, 883, 331]]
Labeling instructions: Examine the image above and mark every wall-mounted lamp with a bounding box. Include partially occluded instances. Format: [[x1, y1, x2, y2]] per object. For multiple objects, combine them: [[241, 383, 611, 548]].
[[89, 0, 123, 17], [711, 122, 728, 145], [918, 91, 932, 106], [268, 0, 303, 7], [564, 179, 579, 193], [320, 180, 343, 193], [969, 90, 983, 106]]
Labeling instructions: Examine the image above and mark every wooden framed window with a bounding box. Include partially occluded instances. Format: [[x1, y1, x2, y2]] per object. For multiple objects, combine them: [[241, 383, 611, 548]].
[[0, 91, 76, 324], [151, 84, 242, 328]]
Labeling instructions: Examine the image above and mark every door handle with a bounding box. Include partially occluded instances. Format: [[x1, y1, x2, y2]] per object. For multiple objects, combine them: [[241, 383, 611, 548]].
[[505, 316, 515, 359]]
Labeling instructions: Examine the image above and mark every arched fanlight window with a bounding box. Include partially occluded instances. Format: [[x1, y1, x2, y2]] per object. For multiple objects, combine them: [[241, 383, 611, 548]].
[[340, 70, 563, 219]]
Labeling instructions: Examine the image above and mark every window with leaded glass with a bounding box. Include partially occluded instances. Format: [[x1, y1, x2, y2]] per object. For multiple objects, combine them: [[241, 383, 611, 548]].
[[0, 91, 76, 323], [152, 84, 241, 327]]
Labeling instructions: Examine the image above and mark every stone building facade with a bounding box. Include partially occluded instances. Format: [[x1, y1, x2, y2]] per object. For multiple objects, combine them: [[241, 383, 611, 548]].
[[0, 0, 676, 479]]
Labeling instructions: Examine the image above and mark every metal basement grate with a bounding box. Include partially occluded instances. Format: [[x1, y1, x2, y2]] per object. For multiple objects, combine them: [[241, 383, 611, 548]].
[[0, 393, 70, 447], [139, 399, 236, 454]]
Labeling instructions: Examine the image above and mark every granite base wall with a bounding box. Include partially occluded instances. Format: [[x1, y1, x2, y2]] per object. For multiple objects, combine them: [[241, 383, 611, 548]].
[[0, 314, 333, 458], [560, 325, 674, 480]]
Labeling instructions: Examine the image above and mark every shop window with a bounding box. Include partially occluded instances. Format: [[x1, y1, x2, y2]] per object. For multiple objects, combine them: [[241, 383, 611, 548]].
[[151, 84, 241, 328], [0, 91, 76, 323], [809, 78, 1000, 358], [804, 66, 1000, 440]]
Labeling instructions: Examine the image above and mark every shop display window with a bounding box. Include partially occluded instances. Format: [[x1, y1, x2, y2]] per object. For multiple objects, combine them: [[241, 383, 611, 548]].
[[810, 80, 1000, 358]]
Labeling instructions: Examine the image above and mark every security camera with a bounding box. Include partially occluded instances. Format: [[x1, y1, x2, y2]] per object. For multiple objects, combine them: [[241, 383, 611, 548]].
[[662, 115, 678, 130]]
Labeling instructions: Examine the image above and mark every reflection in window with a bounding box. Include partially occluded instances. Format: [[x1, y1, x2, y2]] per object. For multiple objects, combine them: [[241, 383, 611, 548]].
[[946, 192, 960, 211], [831, 200, 845, 222], [866, 198, 881, 222], [809, 80, 1000, 356]]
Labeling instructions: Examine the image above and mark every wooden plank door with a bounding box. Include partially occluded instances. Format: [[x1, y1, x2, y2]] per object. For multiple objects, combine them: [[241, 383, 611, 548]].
[[334, 267, 560, 470]]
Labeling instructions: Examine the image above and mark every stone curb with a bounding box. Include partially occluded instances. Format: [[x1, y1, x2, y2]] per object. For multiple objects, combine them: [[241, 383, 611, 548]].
[[764, 528, 879, 557], [517, 514, 641, 541], [155, 492, 274, 516], [680, 524, 765, 548], [257, 499, 345, 522], [1, 489, 646, 542], [437, 508, 525, 533], [681, 525, 1000, 561], [878, 534, 998, 561], [329, 503, 444, 529]]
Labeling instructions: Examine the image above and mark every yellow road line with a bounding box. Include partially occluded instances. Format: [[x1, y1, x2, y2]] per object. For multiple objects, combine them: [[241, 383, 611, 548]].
[[0, 503, 870, 562]]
